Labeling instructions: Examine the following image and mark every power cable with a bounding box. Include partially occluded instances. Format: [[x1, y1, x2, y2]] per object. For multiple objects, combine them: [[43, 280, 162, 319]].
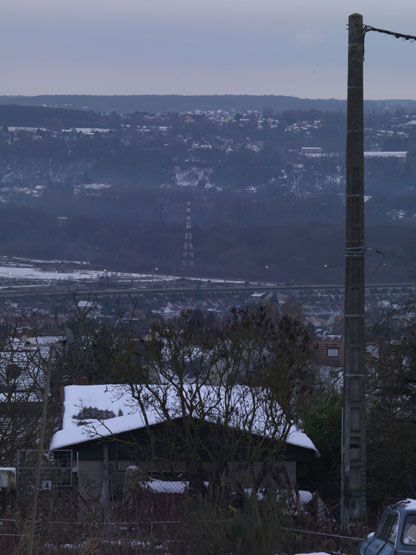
[[364, 25, 416, 42], [369, 250, 387, 275], [366, 247, 416, 265], [366, 247, 416, 277]]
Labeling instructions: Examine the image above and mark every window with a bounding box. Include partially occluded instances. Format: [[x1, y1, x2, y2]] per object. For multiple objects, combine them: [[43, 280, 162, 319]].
[[402, 514, 416, 545], [5, 363, 21, 381], [379, 512, 399, 544], [327, 348, 339, 357]]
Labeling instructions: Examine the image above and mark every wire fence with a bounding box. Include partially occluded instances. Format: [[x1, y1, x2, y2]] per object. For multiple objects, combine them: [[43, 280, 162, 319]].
[[0, 517, 365, 554], [3, 463, 367, 554]]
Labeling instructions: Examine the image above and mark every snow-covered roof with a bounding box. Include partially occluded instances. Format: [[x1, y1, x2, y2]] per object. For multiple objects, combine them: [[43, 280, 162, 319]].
[[364, 151, 407, 158], [77, 300, 102, 310], [395, 498, 416, 511], [50, 384, 317, 453], [12, 336, 65, 348]]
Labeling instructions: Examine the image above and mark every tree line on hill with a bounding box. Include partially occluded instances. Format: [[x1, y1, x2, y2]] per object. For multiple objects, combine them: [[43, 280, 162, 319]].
[[2, 94, 416, 114]]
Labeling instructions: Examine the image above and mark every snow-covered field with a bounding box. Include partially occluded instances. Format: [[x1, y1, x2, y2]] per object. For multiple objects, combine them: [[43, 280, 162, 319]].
[[0, 256, 276, 290], [0, 256, 179, 282], [10, 256, 89, 266], [0, 264, 178, 282], [0, 256, 272, 286]]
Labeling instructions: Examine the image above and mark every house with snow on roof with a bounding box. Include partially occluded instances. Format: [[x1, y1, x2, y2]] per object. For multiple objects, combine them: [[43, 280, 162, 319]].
[[50, 384, 317, 509], [301, 146, 323, 157]]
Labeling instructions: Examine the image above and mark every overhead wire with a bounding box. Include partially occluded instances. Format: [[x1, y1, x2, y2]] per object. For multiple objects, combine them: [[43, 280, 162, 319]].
[[366, 247, 416, 265], [366, 247, 416, 277], [360, 24, 416, 275], [364, 25, 416, 42]]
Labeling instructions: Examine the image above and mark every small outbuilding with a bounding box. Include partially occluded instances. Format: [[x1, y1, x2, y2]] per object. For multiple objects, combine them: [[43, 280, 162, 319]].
[[50, 384, 318, 508]]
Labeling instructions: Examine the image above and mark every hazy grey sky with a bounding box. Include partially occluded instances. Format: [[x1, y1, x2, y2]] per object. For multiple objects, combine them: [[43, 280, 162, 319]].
[[2, 0, 416, 97]]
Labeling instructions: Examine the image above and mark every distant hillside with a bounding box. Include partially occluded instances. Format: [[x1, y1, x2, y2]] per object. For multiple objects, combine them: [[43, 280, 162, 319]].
[[0, 103, 414, 282], [2, 95, 416, 114]]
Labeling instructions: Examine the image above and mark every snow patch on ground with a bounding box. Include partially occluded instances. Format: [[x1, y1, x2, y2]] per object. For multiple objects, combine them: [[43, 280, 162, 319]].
[[174, 167, 213, 188]]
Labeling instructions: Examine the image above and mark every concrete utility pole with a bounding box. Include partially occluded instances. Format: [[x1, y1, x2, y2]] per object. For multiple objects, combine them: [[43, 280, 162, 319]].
[[341, 12, 366, 531], [340, 14, 416, 532]]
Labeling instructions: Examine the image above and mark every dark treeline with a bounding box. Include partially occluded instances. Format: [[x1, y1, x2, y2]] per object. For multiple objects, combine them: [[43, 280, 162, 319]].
[[2, 94, 416, 114], [0, 104, 120, 129], [0, 192, 414, 283]]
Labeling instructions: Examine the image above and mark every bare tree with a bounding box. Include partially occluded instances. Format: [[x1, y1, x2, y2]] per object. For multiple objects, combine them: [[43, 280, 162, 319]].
[[366, 312, 416, 507], [0, 326, 51, 466], [115, 306, 313, 500], [55, 299, 140, 385]]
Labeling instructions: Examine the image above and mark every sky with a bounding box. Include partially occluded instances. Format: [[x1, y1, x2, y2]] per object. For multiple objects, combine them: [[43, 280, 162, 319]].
[[2, 0, 416, 97]]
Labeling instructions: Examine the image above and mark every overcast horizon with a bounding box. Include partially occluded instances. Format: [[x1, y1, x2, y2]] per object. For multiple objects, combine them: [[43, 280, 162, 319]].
[[2, 0, 416, 98]]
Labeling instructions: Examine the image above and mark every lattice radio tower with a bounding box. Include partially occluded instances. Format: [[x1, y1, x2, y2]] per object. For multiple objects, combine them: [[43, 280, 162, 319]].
[[182, 201, 195, 275]]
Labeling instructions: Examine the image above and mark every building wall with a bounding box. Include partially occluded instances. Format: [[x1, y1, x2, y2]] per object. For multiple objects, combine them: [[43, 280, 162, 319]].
[[76, 449, 297, 506], [312, 338, 344, 367]]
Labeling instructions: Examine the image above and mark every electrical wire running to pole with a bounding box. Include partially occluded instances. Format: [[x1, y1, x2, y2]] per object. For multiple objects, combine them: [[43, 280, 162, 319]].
[[342, 13, 416, 533], [364, 25, 416, 42], [366, 247, 416, 265], [366, 247, 416, 276]]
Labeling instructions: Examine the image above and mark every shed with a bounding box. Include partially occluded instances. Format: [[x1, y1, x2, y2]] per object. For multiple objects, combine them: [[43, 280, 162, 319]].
[[51, 384, 317, 506]]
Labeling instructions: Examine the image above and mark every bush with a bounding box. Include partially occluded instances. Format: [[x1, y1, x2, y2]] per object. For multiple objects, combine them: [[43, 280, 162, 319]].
[[183, 494, 287, 555]]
